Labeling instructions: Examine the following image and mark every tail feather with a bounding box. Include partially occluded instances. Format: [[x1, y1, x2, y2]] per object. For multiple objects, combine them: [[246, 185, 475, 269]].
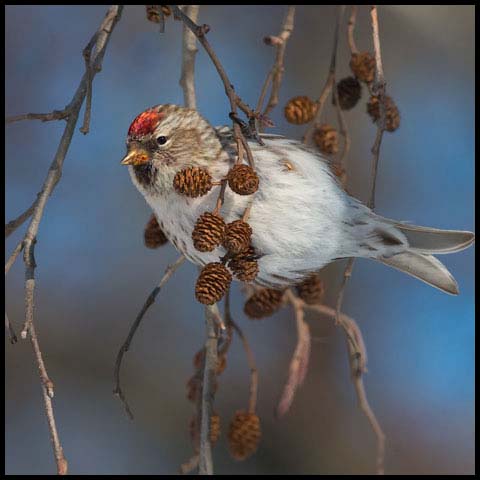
[[395, 223, 475, 254], [376, 251, 459, 295]]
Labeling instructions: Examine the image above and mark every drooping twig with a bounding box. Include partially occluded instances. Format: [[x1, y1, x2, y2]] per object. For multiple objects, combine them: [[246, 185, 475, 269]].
[[347, 6, 358, 54], [256, 6, 296, 124], [5, 240, 24, 276], [230, 318, 259, 414], [5, 312, 18, 344], [367, 5, 387, 211], [303, 5, 345, 145], [5, 109, 70, 124], [276, 289, 311, 417], [113, 255, 185, 419], [180, 5, 200, 110], [171, 5, 257, 169], [333, 5, 387, 474], [5, 195, 40, 238], [199, 304, 220, 475], [5, 8, 123, 474]]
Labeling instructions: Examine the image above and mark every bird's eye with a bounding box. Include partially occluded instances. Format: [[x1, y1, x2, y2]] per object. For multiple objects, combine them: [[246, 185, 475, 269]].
[[157, 136, 168, 145]]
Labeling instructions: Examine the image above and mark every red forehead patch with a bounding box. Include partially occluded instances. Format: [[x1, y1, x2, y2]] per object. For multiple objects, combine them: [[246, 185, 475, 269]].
[[128, 109, 164, 137]]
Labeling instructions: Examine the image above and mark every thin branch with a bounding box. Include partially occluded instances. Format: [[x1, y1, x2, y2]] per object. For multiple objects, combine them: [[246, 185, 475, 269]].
[[5, 109, 70, 124], [199, 303, 220, 475], [29, 322, 68, 475], [113, 255, 186, 419], [257, 6, 296, 124], [180, 5, 200, 109], [367, 5, 387, 211], [171, 5, 257, 169], [332, 80, 351, 173], [5, 312, 18, 344], [5, 195, 40, 238], [347, 6, 358, 54], [6, 9, 123, 474], [229, 318, 259, 414], [303, 5, 345, 145], [276, 289, 311, 417], [5, 240, 24, 276]]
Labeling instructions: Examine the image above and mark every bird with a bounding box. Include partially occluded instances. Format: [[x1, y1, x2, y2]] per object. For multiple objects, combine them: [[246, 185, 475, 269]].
[[121, 104, 474, 295]]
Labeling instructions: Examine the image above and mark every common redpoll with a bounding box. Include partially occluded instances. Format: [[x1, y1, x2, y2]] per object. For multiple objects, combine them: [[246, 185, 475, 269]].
[[121, 104, 474, 294]]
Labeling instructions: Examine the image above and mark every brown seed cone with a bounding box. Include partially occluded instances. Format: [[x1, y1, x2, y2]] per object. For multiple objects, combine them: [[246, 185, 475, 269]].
[[195, 262, 232, 305], [313, 124, 339, 155], [223, 220, 252, 254], [335, 76, 362, 110], [146, 5, 171, 23], [228, 246, 259, 283], [192, 212, 226, 252], [193, 349, 227, 375], [144, 214, 169, 248], [284, 96, 318, 125], [331, 163, 347, 187], [296, 275, 325, 305], [350, 51, 376, 83], [244, 288, 284, 319], [228, 410, 261, 461], [190, 413, 221, 447], [227, 164, 259, 196], [367, 95, 401, 132], [173, 167, 213, 197]]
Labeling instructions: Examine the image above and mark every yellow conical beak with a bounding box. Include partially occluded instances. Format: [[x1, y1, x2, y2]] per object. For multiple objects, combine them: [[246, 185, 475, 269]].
[[120, 149, 150, 166]]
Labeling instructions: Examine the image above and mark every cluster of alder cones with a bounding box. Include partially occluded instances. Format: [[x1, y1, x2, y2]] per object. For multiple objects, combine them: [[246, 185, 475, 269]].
[[186, 347, 261, 461], [284, 51, 400, 162], [171, 162, 260, 305]]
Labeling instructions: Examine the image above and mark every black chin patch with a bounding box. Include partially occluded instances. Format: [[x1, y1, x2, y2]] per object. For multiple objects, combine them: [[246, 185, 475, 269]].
[[133, 163, 158, 189]]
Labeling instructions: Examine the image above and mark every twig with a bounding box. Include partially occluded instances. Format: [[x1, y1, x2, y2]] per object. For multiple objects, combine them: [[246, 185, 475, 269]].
[[171, 5, 257, 169], [5, 312, 18, 344], [180, 5, 200, 109], [6, 12, 122, 472], [79, 33, 98, 134], [199, 304, 220, 475], [29, 321, 68, 475], [113, 255, 185, 419], [347, 6, 358, 54], [180, 453, 200, 475], [276, 289, 311, 417], [5, 195, 40, 238], [332, 6, 388, 474], [367, 5, 387, 211], [5, 109, 70, 124], [5, 240, 24, 276], [332, 81, 351, 171], [229, 319, 258, 414], [257, 6, 296, 124], [303, 6, 345, 144]]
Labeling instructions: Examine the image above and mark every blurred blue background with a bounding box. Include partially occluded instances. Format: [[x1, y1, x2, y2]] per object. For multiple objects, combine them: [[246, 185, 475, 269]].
[[5, 5, 474, 475]]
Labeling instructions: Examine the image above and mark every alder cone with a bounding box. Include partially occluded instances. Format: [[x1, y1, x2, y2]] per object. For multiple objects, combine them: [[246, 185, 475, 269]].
[[146, 5, 171, 22], [314, 124, 339, 155], [296, 274, 325, 304], [144, 214, 168, 248], [228, 411, 261, 461], [195, 262, 232, 305], [284, 96, 317, 125], [173, 167, 213, 197], [335, 76, 362, 110], [192, 212, 226, 252], [244, 288, 284, 319], [227, 164, 259, 196], [367, 95, 400, 132], [223, 220, 252, 254], [190, 413, 221, 446], [228, 246, 259, 283], [350, 51, 376, 83]]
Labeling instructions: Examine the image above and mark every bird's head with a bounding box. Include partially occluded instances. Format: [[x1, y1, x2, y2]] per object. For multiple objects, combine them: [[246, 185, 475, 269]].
[[121, 104, 222, 194]]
